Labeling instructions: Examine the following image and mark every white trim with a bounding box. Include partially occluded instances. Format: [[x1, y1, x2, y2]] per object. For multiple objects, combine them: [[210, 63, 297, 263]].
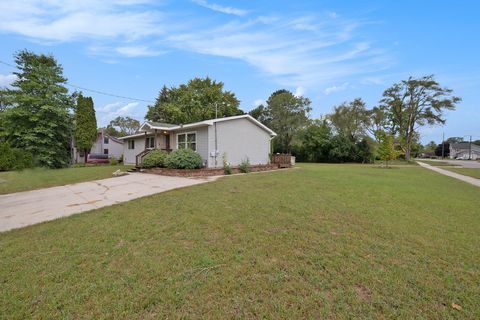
[[176, 131, 197, 151], [121, 115, 277, 139]]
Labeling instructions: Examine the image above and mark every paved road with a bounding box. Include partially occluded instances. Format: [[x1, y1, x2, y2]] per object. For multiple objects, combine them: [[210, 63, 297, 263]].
[[419, 159, 480, 168], [417, 161, 480, 187], [0, 173, 217, 233]]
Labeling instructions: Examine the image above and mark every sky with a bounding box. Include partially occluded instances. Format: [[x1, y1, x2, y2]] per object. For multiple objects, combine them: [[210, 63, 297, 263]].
[[0, 0, 479, 143]]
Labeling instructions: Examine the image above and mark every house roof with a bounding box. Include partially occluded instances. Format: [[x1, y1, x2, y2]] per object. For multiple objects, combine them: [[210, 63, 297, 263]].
[[451, 142, 480, 151], [120, 115, 276, 140]]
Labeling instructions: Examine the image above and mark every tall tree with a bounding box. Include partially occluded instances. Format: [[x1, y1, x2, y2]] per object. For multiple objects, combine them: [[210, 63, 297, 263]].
[[264, 89, 312, 153], [328, 98, 370, 143], [145, 78, 243, 124], [380, 75, 460, 160], [0, 50, 74, 168], [74, 94, 97, 159], [366, 106, 388, 142], [105, 116, 140, 137]]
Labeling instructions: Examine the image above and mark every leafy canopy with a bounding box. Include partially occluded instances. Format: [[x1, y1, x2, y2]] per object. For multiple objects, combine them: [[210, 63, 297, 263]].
[[74, 94, 97, 153], [146, 78, 243, 124], [380, 75, 460, 160], [105, 116, 140, 137], [0, 50, 74, 168]]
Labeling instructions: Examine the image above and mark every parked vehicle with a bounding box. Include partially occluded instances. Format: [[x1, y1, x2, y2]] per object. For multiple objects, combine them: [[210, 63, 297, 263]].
[[86, 154, 110, 164]]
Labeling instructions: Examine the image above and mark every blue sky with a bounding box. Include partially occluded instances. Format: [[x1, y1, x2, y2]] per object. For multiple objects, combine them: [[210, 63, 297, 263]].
[[0, 0, 479, 143]]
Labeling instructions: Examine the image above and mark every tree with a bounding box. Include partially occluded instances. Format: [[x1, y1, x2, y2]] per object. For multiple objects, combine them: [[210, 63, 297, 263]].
[[145, 78, 243, 124], [105, 116, 140, 137], [366, 106, 388, 142], [380, 75, 460, 161], [74, 94, 97, 159], [264, 89, 312, 153], [424, 141, 437, 153], [0, 50, 74, 168], [298, 119, 332, 162], [248, 104, 271, 125], [378, 134, 399, 167], [328, 98, 369, 142]]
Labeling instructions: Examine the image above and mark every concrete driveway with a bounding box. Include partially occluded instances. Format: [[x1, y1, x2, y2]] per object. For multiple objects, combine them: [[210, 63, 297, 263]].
[[0, 173, 217, 233], [422, 159, 480, 168]]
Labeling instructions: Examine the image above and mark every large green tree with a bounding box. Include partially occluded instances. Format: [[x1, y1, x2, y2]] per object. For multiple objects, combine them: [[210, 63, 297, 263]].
[[0, 50, 74, 168], [328, 98, 369, 143], [145, 78, 243, 124], [258, 89, 312, 153], [298, 119, 332, 162], [74, 94, 97, 158], [105, 116, 140, 137], [380, 75, 460, 160]]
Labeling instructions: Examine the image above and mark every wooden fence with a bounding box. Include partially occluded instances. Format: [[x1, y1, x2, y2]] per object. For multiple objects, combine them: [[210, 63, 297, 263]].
[[271, 153, 292, 168]]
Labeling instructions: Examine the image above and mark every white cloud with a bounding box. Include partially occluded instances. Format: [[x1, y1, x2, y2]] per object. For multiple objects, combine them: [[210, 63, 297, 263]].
[[97, 101, 140, 126], [294, 86, 306, 97], [0, 1, 393, 90], [254, 99, 265, 107], [0, 74, 17, 87], [192, 0, 247, 16], [115, 46, 163, 57], [324, 82, 349, 94]]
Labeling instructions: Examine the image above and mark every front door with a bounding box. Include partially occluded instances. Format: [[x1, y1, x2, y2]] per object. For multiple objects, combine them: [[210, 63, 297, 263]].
[[165, 134, 170, 150]]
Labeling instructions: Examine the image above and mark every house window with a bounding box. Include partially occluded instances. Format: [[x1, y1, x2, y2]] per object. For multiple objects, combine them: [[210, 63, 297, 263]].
[[177, 132, 196, 151], [104, 137, 109, 144], [104, 149, 108, 154], [128, 140, 135, 150], [146, 137, 155, 149]]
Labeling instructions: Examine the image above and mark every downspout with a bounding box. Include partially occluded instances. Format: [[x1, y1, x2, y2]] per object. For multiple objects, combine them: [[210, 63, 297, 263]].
[[214, 122, 218, 167], [269, 135, 276, 163]]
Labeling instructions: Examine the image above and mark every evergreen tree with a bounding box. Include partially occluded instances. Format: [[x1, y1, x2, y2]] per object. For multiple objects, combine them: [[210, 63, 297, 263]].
[[0, 50, 74, 168], [74, 94, 97, 159]]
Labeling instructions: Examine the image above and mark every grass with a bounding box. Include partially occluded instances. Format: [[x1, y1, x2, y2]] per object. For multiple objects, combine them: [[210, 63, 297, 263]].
[[0, 165, 132, 194], [1, 164, 479, 318], [443, 168, 480, 179]]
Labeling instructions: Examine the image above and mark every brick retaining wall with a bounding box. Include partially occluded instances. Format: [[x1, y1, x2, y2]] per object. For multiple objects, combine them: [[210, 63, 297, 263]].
[[144, 164, 279, 177]]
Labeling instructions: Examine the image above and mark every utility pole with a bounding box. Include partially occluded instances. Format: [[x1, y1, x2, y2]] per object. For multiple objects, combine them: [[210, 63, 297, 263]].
[[469, 135, 472, 160], [441, 132, 445, 159]]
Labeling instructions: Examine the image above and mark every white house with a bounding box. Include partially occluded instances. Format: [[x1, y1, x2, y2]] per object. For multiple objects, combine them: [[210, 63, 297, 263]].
[[72, 129, 124, 163], [119, 115, 276, 167], [449, 142, 480, 160]]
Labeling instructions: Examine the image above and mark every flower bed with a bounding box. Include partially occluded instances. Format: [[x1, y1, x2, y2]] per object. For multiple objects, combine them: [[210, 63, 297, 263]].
[[144, 164, 279, 177]]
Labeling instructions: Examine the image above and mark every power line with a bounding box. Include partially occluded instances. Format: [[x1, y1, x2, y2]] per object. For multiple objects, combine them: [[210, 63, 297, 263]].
[[0, 60, 155, 103]]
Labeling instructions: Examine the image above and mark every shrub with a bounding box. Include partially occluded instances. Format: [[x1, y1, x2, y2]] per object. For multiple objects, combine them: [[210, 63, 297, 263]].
[[142, 149, 169, 168], [222, 152, 232, 175], [0, 142, 15, 171], [165, 148, 203, 169], [109, 156, 118, 166], [239, 158, 251, 173], [0, 142, 35, 171]]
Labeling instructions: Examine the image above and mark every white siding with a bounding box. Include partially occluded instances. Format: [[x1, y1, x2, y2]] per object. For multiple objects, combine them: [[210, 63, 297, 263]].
[[123, 136, 146, 165], [207, 118, 271, 168], [172, 126, 209, 166]]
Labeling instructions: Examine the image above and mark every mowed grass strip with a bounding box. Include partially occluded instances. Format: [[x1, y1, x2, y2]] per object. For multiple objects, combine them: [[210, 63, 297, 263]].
[[1, 164, 479, 318], [0, 165, 132, 194], [443, 167, 480, 179], [417, 160, 457, 166]]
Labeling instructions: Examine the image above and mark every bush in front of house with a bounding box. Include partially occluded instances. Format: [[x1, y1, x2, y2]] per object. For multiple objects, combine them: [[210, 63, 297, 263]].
[[239, 158, 251, 173], [0, 142, 35, 171], [142, 149, 169, 168], [165, 148, 203, 169]]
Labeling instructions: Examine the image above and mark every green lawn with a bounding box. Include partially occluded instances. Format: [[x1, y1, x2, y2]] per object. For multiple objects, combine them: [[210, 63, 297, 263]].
[[443, 168, 480, 179], [1, 164, 479, 318], [0, 165, 132, 194]]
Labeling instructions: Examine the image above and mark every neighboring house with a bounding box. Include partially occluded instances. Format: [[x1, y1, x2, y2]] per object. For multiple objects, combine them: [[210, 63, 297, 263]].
[[119, 114, 276, 167], [72, 129, 124, 163], [449, 142, 480, 160]]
